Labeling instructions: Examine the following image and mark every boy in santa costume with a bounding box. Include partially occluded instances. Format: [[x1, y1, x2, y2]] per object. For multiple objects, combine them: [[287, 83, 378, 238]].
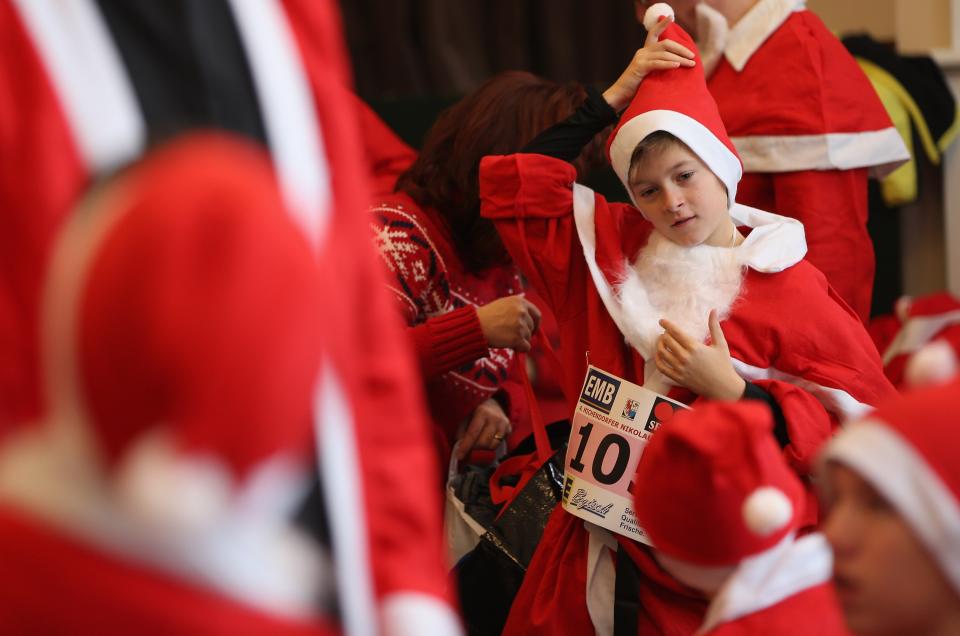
[[0, 3, 461, 633], [820, 377, 960, 636], [633, 401, 848, 635], [480, 6, 894, 634], [633, 1, 909, 322]]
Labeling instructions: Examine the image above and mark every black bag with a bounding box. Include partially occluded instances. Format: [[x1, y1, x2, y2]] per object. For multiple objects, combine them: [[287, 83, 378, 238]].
[[452, 420, 569, 636]]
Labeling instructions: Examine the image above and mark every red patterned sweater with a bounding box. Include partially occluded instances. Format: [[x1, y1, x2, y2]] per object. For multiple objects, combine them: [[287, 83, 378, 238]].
[[370, 192, 531, 445]]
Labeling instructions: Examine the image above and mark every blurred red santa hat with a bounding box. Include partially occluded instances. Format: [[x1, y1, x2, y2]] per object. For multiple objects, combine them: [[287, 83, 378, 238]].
[[42, 133, 323, 535], [634, 401, 804, 566], [607, 2, 743, 208], [821, 378, 960, 594]]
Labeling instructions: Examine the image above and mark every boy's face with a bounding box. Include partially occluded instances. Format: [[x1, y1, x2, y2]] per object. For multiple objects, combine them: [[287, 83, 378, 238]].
[[628, 142, 731, 247], [822, 464, 960, 636]]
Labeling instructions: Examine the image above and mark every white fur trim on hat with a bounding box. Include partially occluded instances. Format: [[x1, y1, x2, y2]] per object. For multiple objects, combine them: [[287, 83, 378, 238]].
[[609, 110, 742, 209], [905, 340, 959, 388], [643, 3, 676, 31], [742, 487, 793, 537], [823, 420, 960, 596]]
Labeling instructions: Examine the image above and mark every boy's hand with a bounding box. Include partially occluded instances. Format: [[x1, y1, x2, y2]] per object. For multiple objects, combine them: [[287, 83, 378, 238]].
[[602, 16, 696, 112], [654, 310, 746, 400]]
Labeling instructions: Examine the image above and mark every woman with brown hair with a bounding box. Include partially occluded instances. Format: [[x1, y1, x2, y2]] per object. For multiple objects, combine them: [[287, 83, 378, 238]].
[[370, 71, 601, 462]]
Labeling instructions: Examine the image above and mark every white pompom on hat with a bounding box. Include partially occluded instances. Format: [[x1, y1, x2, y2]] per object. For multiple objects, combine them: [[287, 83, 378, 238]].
[[607, 4, 742, 208], [821, 378, 960, 595], [642, 2, 675, 31], [633, 401, 804, 566], [905, 340, 960, 388]]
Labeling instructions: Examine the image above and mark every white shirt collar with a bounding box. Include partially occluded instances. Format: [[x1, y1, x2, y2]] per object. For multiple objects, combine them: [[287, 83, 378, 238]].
[[729, 203, 807, 273], [703, 0, 806, 73]]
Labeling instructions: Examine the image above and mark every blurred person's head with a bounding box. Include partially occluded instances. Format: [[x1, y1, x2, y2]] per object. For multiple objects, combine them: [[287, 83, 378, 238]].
[[819, 380, 960, 636], [397, 71, 603, 272]]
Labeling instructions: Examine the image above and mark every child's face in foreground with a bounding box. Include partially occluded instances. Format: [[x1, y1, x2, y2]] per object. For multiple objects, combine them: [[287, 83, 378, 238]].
[[628, 143, 732, 247], [822, 464, 960, 636]]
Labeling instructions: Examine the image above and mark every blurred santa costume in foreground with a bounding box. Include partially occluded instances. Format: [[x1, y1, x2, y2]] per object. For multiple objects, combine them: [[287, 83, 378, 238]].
[[0, 136, 336, 634]]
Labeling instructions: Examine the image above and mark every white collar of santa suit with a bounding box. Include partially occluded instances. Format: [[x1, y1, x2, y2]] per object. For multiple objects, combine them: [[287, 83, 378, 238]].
[[10, 0, 331, 249], [697, 0, 806, 75], [696, 532, 834, 634]]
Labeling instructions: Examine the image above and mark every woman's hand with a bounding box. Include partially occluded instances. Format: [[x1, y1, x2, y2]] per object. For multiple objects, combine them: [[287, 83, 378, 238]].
[[602, 15, 696, 112], [476, 294, 542, 352], [654, 310, 746, 400], [456, 399, 511, 460]]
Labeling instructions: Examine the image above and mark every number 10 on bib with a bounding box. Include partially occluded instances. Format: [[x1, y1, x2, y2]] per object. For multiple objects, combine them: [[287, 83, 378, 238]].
[[562, 365, 689, 543]]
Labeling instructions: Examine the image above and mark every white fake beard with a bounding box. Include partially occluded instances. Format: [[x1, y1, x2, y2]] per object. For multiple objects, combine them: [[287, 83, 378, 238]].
[[616, 231, 745, 359]]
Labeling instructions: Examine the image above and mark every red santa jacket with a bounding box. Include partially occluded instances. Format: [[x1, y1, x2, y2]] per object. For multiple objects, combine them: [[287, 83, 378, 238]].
[[0, 508, 338, 636], [480, 152, 895, 635], [0, 1, 459, 634], [704, 0, 908, 322]]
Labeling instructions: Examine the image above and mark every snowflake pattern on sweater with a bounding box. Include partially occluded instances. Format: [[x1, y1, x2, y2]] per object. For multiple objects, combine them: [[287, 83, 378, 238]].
[[371, 198, 519, 406]]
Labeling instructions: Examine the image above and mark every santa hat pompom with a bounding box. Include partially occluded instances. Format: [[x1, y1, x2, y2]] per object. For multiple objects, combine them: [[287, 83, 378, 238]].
[[115, 432, 233, 538], [643, 2, 675, 31], [742, 486, 793, 537], [905, 340, 959, 388]]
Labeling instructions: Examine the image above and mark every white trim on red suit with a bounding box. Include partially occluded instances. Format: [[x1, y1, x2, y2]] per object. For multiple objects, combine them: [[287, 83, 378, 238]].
[[698, 533, 833, 634], [10, 0, 145, 171]]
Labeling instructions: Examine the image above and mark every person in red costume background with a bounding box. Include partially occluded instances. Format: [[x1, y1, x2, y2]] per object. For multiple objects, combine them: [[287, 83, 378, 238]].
[[480, 7, 894, 634], [0, 1, 460, 633], [872, 292, 960, 389], [369, 71, 605, 462], [820, 378, 960, 636], [633, 0, 909, 322]]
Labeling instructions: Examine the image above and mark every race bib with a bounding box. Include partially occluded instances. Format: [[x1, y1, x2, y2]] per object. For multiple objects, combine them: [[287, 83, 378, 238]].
[[561, 365, 689, 543]]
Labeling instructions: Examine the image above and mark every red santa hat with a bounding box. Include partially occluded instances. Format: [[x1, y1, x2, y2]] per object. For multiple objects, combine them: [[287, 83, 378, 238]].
[[821, 378, 960, 595], [881, 292, 960, 388], [607, 3, 743, 209], [633, 401, 804, 566], [22, 134, 328, 619]]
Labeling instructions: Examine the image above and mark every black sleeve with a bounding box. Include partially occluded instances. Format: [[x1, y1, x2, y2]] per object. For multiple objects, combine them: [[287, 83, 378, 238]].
[[742, 381, 791, 449], [521, 86, 618, 162]]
